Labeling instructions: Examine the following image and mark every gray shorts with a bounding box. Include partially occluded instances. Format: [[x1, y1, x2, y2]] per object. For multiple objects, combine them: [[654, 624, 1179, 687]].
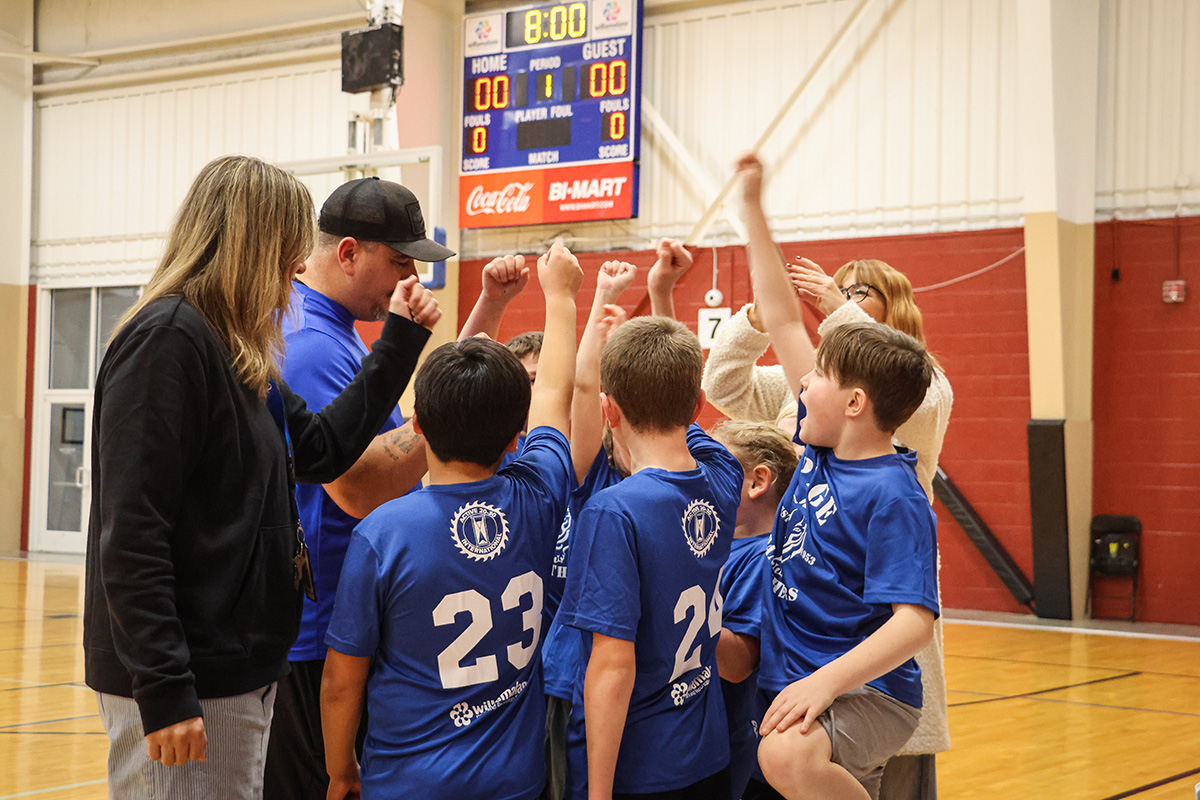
[[817, 687, 921, 800]]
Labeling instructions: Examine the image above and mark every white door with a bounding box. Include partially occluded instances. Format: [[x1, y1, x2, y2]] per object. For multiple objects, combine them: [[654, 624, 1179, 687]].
[[31, 286, 139, 553]]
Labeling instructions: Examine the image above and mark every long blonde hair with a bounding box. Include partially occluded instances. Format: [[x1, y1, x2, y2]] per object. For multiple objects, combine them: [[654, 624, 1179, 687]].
[[113, 155, 315, 398], [832, 259, 941, 370]]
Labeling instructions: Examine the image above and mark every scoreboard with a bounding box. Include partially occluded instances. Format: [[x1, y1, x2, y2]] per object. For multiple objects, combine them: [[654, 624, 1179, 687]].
[[460, 0, 643, 229]]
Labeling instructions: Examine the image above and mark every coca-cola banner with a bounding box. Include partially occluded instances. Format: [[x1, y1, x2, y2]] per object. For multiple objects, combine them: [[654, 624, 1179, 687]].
[[460, 161, 636, 229]]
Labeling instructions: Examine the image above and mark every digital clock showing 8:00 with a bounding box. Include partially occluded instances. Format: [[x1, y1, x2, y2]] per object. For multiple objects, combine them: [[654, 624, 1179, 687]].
[[505, 3, 589, 48], [460, 0, 642, 177]]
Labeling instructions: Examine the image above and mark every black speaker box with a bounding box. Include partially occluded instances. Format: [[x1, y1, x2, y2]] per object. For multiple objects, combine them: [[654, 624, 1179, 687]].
[[342, 24, 404, 94]]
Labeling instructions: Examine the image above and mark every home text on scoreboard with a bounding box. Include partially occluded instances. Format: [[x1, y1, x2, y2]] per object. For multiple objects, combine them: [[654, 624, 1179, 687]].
[[460, 0, 643, 229]]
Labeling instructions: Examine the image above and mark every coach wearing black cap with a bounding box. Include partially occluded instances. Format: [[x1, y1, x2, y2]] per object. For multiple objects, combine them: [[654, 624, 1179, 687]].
[[264, 177, 454, 800]]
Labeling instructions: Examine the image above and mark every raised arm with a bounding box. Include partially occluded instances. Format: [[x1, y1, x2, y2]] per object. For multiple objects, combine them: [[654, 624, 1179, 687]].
[[458, 254, 530, 340], [647, 238, 693, 319], [283, 276, 435, 485], [527, 242, 583, 436], [737, 153, 816, 397], [700, 303, 793, 422], [571, 260, 636, 483]]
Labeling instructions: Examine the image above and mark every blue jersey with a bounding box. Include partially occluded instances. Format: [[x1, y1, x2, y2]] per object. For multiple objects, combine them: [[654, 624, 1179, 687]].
[[759, 444, 939, 708], [719, 533, 770, 800], [559, 425, 742, 794], [282, 281, 407, 661], [543, 447, 624, 701], [326, 427, 573, 800]]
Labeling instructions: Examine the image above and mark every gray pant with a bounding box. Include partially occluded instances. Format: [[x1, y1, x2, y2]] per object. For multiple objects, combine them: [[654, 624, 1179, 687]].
[[96, 684, 276, 800]]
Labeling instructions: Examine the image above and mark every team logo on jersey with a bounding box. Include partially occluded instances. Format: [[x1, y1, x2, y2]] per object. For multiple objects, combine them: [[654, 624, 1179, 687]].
[[552, 508, 571, 579], [800, 456, 815, 474], [555, 508, 571, 557], [778, 513, 815, 566], [681, 499, 720, 558], [450, 502, 510, 561], [450, 702, 475, 727], [670, 665, 712, 706]]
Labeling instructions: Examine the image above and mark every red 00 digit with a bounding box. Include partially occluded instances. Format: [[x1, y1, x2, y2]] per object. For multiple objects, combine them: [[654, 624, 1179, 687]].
[[493, 75, 510, 109], [589, 62, 607, 98], [608, 60, 627, 96], [474, 77, 492, 111]]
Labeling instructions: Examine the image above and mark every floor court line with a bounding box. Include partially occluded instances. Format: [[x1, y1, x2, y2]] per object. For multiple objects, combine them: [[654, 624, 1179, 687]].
[[0, 779, 107, 799], [0, 714, 98, 731], [947, 651, 1200, 681], [947, 671, 1142, 706], [1003, 694, 1200, 719], [0, 682, 89, 693], [1096, 766, 1200, 800], [0, 731, 106, 736], [945, 617, 1200, 643], [0, 643, 77, 653]]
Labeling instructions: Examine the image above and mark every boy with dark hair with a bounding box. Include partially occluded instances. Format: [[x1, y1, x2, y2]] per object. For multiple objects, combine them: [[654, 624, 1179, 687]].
[[559, 316, 743, 800], [320, 243, 583, 800], [740, 151, 938, 800]]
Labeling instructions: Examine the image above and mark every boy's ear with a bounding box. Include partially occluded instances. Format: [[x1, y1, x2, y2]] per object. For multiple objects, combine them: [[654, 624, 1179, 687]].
[[689, 389, 707, 424], [505, 432, 522, 453], [411, 413, 423, 436], [746, 464, 774, 500], [600, 392, 623, 429], [845, 387, 869, 420]]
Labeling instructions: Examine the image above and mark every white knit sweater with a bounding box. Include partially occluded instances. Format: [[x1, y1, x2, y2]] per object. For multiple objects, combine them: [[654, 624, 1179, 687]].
[[701, 302, 953, 755]]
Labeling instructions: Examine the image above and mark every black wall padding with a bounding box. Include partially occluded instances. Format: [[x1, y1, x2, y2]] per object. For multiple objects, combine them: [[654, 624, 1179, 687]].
[[1027, 419, 1073, 620]]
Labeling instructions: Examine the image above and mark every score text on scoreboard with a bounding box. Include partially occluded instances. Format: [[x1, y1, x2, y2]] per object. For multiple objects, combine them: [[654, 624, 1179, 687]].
[[460, 0, 643, 229]]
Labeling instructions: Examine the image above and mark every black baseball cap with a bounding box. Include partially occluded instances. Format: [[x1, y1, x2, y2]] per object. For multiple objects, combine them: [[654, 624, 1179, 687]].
[[318, 177, 456, 262]]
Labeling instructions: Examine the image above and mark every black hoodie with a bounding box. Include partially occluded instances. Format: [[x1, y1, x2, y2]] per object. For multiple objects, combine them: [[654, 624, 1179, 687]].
[[84, 295, 428, 735]]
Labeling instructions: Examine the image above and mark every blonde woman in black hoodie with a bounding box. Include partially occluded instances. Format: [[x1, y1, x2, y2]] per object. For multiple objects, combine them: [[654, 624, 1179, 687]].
[[84, 155, 439, 800]]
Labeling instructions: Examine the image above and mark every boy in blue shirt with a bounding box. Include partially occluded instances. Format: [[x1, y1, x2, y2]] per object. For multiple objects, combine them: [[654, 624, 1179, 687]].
[[320, 242, 583, 800], [559, 316, 744, 800], [739, 153, 939, 800]]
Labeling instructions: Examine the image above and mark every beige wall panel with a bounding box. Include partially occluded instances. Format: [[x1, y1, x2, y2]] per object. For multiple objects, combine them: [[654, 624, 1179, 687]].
[[0, 282, 29, 554]]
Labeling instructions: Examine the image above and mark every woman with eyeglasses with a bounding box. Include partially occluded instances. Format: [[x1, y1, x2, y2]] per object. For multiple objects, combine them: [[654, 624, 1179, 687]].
[[701, 153, 952, 800]]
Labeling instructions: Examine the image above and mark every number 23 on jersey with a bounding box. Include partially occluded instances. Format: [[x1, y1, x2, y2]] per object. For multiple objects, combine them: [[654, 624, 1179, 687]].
[[433, 571, 544, 689]]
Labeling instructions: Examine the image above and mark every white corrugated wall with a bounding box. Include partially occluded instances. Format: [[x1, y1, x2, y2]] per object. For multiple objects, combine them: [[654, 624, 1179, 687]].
[[30, 0, 1200, 270], [1096, 0, 1200, 220]]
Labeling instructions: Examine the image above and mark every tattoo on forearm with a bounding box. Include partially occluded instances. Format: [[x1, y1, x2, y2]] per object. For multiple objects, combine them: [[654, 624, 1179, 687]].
[[383, 428, 422, 461]]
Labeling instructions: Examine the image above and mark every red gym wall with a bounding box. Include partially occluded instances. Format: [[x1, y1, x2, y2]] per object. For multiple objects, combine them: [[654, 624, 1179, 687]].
[[1093, 218, 1200, 626], [458, 228, 1037, 616], [444, 218, 1199, 624]]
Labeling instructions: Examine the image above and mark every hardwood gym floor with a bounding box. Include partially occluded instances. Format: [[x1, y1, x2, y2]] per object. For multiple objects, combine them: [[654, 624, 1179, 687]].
[[1, 556, 1197, 799]]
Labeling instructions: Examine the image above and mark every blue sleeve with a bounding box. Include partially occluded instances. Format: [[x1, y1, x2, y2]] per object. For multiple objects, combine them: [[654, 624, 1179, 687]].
[[504, 427, 573, 500], [686, 423, 744, 511], [862, 497, 940, 616], [792, 394, 808, 445], [282, 328, 363, 411], [720, 547, 766, 639], [504, 426, 574, 560], [558, 504, 640, 641], [325, 530, 385, 657]]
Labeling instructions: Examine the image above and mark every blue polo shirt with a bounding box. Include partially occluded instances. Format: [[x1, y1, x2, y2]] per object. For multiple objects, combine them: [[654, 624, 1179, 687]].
[[282, 281, 407, 661]]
